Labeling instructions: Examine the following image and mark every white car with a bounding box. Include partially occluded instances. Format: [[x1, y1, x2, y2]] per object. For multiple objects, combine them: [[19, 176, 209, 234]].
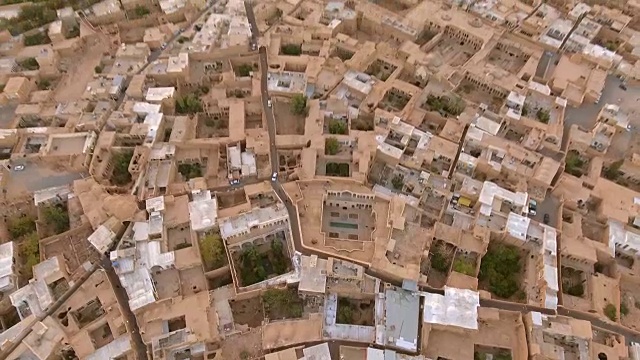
[[13, 165, 25, 171], [267, 99, 272, 108], [271, 172, 277, 182]]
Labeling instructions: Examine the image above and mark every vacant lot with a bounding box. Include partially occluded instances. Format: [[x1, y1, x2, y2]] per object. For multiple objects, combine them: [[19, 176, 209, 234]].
[[230, 296, 264, 328], [274, 100, 305, 135]]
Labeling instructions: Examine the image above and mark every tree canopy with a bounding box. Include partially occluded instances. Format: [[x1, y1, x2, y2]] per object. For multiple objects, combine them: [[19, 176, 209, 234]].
[[199, 233, 226, 270], [110, 151, 133, 186], [8, 216, 36, 239], [42, 203, 70, 235], [176, 94, 203, 115], [479, 244, 522, 298], [328, 120, 347, 134], [290, 94, 307, 115], [325, 137, 340, 155]]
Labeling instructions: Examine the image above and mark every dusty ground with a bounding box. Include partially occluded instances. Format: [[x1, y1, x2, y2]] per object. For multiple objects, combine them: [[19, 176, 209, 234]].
[[54, 34, 111, 102], [229, 296, 264, 328], [218, 328, 264, 360], [274, 100, 305, 135]]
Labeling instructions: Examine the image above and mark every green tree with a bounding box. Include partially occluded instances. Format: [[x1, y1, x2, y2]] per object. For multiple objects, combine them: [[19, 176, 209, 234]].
[[290, 94, 307, 115], [391, 174, 404, 190], [430, 249, 450, 273], [199, 233, 226, 270], [479, 244, 522, 298], [22, 231, 40, 279], [603, 160, 623, 180], [536, 108, 550, 123], [521, 103, 529, 116], [281, 44, 302, 56], [621, 301, 629, 317], [110, 151, 133, 186], [328, 120, 347, 134], [8, 216, 36, 239], [263, 288, 302, 319], [37, 79, 51, 90], [134, 5, 150, 17], [178, 163, 203, 180], [604, 303, 617, 321], [453, 259, 475, 276], [94, 65, 103, 74], [337, 298, 353, 324], [325, 137, 340, 155], [176, 94, 203, 114], [240, 245, 267, 285], [565, 283, 584, 297], [237, 64, 253, 77], [24, 32, 50, 46], [42, 204, 70, 235], [565, 150, 585, 177], [19, 57, 39, 71]]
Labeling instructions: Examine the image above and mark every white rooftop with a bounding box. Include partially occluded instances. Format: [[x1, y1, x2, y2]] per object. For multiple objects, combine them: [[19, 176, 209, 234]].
[[219, 204, 289, 239], [145, 87, 175, 102], [188, 196, 218, 232], [0, 242, 15, 293], [422, 286, 480, 330], [88, 225, 116, 254]]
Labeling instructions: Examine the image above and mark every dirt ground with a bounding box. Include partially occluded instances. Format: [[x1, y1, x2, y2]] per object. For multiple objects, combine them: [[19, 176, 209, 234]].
[[218, 328, 264, 360], [274, 100, 305, 135], [217, 190, 247, 209], [229, 296, 264, 328], [54, 34, 111, 102]]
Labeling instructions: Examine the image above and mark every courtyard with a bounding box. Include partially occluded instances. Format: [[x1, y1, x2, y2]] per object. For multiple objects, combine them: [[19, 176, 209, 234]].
[[321, 204, 375, 241]]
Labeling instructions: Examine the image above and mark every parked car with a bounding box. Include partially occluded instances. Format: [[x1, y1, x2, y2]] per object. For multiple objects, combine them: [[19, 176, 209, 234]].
[[528, 199, 537, 216], [543, 213, 550, 224], [267, 99, 272, 108], [271, 172, 278, 182], [13, 164, 25, 171]]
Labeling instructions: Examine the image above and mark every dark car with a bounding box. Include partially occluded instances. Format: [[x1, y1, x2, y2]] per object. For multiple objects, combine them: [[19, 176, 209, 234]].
[[543, 213, 550, 224], [620, 83, 628, 91]]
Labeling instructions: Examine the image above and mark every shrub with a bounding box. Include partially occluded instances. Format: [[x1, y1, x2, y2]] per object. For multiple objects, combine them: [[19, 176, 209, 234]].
[[391, 174, 404, 190], [94, 65, 103, 74], [281, 44, 302, 56], [8, 216, 36, 239], [430, 249, 450, 273], [134, 5, 149, 17], [176, 94, 203, 114], [24, 32, 50, 46], [453, 259, 475, 276], [325, 137, 340, 155], [536, 108, 550, 124], [22, 231, 40, 279], [604, 303, 617, 321], [42, 204, 70, 235], [236, 64, 253, 77], [565, 283, 584, 297], [110, 151, 133, 186], [328, 119, 347, 134], [621, 301, 629, 317], [290, 94, 307, 115], [19, 57, 39, 71]]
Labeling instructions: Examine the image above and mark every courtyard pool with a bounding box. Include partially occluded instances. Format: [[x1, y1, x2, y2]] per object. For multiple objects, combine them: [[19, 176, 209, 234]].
[[330, 221, 359, 230]]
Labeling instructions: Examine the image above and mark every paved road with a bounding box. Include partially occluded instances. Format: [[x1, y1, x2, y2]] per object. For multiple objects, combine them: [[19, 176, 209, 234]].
[[244, 1, 640, 345], [246, 2, 308, 258]]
